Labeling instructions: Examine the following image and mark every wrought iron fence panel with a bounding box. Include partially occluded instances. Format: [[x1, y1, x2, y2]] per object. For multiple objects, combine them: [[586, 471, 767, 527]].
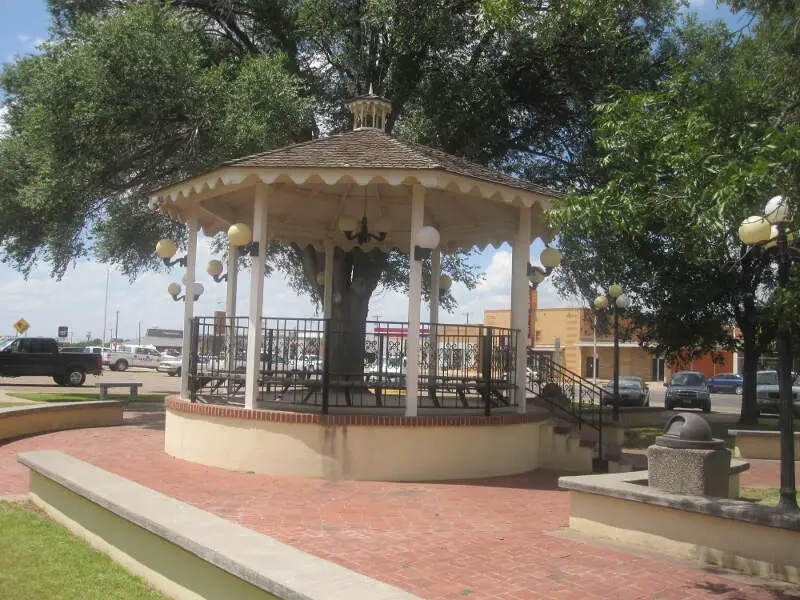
[[189, 316, 519, 414]]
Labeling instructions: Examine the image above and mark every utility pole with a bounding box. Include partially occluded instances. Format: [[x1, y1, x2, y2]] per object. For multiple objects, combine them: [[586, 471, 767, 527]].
[[115, 310, 119, 341], [138, 321, 142, 344], [102, 268, 110, 345]]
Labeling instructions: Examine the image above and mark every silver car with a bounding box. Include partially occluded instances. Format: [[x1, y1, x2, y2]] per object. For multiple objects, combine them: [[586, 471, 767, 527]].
[[157, 356, 182, 376], [755, 370, 800, 417]]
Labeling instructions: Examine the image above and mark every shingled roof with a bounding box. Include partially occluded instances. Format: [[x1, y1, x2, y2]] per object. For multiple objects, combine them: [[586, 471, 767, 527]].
[[223, 129, 561, 198]]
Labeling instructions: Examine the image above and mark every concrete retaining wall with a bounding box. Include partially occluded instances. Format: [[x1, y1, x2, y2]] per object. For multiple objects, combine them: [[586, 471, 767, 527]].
[[0, 401, 123, 441]]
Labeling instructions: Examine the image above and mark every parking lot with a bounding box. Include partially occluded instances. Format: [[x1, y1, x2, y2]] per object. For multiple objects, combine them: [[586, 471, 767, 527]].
[[0, 367, 180, 402], [0, 367, 747, 416]]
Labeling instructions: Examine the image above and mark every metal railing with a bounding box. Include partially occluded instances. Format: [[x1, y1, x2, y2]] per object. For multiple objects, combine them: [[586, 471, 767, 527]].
[[189, 316, 518, 415], [526, 351, 609, 470]]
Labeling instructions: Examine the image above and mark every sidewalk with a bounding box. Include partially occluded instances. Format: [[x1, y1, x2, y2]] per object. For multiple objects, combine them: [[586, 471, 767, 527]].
[[0, 409, 797, 599]]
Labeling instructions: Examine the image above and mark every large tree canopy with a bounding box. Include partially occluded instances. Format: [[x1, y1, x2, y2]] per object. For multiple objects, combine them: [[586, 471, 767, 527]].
[[0, 0, 686, 357], [552, 10, 800, 423]]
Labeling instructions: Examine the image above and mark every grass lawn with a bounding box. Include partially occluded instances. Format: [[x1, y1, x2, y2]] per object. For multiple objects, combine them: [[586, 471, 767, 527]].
[[0, 501, 167, 600], [624, 418, 800, 450], [8, 392, 165, 403], [740, 487, 800, 507], [0, 402, 27, 408]]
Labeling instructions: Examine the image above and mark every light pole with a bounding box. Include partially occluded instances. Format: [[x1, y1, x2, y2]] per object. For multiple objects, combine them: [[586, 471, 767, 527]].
[[739, 195, 798, 512], [594, 284, 632, 419]]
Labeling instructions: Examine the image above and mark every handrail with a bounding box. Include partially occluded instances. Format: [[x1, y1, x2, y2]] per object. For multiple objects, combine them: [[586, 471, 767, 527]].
[[526, 350, 609, 471]]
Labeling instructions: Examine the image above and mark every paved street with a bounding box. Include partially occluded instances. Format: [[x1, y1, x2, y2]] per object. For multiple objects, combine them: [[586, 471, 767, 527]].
[[0, 367, 179, 403]]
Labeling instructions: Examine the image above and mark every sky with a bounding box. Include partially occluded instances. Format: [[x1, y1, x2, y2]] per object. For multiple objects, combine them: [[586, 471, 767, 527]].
[[0, 0, 748, 342]]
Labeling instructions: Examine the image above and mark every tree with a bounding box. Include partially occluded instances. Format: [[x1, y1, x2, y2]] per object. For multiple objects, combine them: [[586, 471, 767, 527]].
[[1, 0, 681, 361], [552, 17, 800, 424]]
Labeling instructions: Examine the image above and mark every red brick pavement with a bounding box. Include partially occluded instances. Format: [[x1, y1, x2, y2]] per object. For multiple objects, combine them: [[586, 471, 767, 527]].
[[0, 409, 798, 600]]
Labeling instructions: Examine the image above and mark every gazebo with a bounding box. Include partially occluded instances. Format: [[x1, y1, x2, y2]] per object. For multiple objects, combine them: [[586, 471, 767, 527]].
[[150, 91, 566, 481]]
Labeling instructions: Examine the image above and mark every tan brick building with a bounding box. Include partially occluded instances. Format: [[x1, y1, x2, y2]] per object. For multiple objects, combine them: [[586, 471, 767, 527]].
[[484, 289, 665, 382], [483, 289, 736, 382]]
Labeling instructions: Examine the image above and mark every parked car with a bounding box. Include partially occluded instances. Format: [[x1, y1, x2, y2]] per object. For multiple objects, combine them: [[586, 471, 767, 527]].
[[367, 355, 407, 384], [706, 372, 744, 395], [755, 370, 800, 417], [0, 337, 103, 386], [301, 354, 323, 372], [601, 376, 650, 407], [157, 356, 183, 376], [105, 344, 163, 372], [664, 371, 711, 412]]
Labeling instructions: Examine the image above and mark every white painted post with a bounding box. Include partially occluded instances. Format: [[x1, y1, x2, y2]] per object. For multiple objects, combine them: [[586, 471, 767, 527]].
[[323, 238, 334, 319], [244, 185, 269, 409], [225, 242, 239, 393], [180, 214, 199, 400], [511, 204, 532, 412], [429, 248, 441, 381], [405, 184, 425, 417]]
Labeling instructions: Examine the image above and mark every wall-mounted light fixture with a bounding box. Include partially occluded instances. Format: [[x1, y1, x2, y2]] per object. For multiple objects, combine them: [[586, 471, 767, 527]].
[[167, 281, 204, 302], [438, 274, 452, 298], [228, 223, 259, 257], [206, 259, 227, 283], [155, 239, 187, 267], [527, 246, 562, 288], [413, 226, 441, 261]]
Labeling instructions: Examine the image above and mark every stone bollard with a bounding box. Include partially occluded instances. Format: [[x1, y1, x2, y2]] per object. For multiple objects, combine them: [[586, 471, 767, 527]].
[[647, 413, 731, 498]]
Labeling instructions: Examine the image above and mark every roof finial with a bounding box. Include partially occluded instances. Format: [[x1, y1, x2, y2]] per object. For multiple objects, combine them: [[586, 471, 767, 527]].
[[346, 86, 392, 132]]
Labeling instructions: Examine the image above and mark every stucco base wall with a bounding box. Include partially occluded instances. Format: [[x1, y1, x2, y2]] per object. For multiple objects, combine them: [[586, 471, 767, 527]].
[[0, 402, 123, 441], [165, 408, 548, 481], [569, 491, 800, 584], [28, 471, 278, 600], [732, 431, 800, 460]]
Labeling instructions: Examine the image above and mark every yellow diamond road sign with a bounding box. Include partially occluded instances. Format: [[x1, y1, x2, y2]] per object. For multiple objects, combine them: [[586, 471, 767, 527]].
[[14, 318, 30, 335]]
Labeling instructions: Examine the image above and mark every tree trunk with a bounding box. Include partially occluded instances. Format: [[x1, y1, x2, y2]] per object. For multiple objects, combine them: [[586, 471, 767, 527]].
[[739, 320, 761, 426], [297, 245, 387, 377]]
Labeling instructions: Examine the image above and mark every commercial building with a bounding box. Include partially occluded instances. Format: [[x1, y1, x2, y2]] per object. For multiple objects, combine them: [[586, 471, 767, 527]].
[[483, 290, 735, 382]]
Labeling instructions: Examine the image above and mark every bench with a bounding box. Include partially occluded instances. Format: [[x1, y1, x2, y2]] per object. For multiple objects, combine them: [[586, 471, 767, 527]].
[[95, 381, 143, 401], [17, 451, 421, 600]]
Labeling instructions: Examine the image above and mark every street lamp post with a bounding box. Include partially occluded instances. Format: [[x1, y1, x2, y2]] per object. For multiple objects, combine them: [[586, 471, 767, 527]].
[[594, 284, 631, 419], [739, 195, 798, 512]]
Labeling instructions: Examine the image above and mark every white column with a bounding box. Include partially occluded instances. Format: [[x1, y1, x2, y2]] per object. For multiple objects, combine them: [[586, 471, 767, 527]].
[[428, 249, 441, 380], [405, 184, 425, 417], [323, 238, 334, 319], [225, 242, 239, 389], [511, 204, 532, 412], [244, 185, 269, 409], [180, 214, 199, 400]]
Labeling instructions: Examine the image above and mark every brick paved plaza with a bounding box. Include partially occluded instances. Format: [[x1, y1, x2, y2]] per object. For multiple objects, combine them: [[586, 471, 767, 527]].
[[1, 406, 798, 600]]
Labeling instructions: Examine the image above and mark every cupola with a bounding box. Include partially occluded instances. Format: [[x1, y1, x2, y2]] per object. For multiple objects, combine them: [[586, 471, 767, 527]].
[[347, 84, 392, 132]]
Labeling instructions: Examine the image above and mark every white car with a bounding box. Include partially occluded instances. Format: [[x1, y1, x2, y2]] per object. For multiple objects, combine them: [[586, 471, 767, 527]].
[[157, 356, 183, 376], [301, 354, 323, 372]]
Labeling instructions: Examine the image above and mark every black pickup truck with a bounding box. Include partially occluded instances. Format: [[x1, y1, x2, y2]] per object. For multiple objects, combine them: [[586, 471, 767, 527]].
[[0, 337, 103, 386]]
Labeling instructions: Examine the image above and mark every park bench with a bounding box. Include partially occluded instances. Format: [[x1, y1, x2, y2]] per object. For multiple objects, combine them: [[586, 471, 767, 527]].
[[95, 381, 143, 401]]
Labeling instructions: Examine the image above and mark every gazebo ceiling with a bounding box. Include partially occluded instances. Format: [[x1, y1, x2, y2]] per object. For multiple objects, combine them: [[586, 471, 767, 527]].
[[149, 129, 562, 252]]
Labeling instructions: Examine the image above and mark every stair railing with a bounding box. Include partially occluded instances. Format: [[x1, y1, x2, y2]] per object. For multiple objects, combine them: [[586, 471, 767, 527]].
[[526, 351, 611, 471]]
